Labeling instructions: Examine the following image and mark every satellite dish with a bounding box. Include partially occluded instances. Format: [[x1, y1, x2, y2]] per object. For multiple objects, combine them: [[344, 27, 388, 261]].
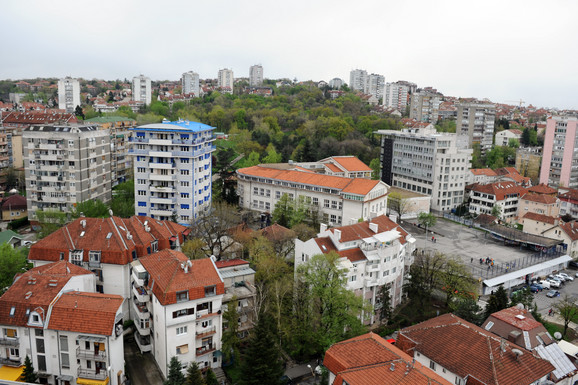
[[554, 332, 562, 340], [9, 189, 18, 194]]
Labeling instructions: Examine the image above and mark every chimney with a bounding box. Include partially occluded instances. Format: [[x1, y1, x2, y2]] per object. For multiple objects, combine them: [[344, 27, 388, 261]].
[[334, 229, 341, 241], [369, 222, 379, 233], [320, 223, 328, 233]]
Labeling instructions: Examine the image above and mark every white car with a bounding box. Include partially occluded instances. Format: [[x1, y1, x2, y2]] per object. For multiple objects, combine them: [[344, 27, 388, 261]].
[[538, 280, 551, 289], [560, 273, 574, 281], [547, 279, 561, 288], [555, 274, 568, 282]]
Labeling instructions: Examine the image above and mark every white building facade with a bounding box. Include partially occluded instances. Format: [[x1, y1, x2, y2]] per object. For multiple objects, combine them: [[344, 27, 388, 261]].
[[182, 71, 200, 96], [383, 82, 410, 111], [129, 120, 215, 224], [217, 69, 234, 93], [377, 127, 472, 213], [58, 77, 81, 113], [132, 75, 152, 105], [249, 65, 263, 87], [456, 102, 496, 151]]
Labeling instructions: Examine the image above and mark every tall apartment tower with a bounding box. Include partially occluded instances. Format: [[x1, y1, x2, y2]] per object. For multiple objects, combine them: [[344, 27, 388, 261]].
[[377, 126, 472, 213], [132, 75, 152, 105], [540, 117, 578, 188], [409, 91, 442, 123], [23, 125, 112, 222], [349, 69, 367, 91], [383, 81, 416, 111], [364, 73, 385, 101], [456, 102, 496, 151], [129, 120, 215, 224], [181, 71, 200, 96], [249, 65, 264, 87], [329, 78, 343, 89], [217, 68, 234, 93], [57, 77, 81, 113]]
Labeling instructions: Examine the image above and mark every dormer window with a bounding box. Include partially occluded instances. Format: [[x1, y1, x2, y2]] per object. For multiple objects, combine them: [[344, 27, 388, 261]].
[[176, 291, 189, 303], [89, 251, 101, 263], [151, 241, 158, 253], [70, 250, 83, 266], [204, 286, 216, 297]]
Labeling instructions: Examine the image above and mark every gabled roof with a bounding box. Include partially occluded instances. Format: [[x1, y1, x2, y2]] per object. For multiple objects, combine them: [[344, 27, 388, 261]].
[[258, 223, 294, 242], [470, 182, 528, 201], [237, 165, 382, 196], [0, 230, 22, 244], [520, 193, 558, 205], [325, 333, 452, 385], [1, 194, 27, 210], [140, 250, 224, 306], [48, 291, 123, 335], [522, 212, 557, 225], [398, 313, 554, 385], [486, 306, 544, 332], [328, 215, 409, 244], [325, 156, 372, 172], [214, 259, 249, 269], [558, 189, 578, 202], [1, 110, 77, 125], [470, 168, 497, 177], [559, 222, 578, 241], [0, 261, 92, 328], [529, 184, 557, 195]]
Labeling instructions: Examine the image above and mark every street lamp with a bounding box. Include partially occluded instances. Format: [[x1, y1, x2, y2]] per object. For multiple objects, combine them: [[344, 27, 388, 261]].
[[307, 364, 315, 377]]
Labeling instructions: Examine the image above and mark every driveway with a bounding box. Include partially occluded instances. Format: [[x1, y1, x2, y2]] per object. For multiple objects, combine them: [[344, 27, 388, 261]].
[[124, 334, 164, 385]]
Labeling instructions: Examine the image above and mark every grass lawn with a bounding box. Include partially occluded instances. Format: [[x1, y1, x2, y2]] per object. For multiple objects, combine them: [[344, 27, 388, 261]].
[[544, 321, 578, 341]]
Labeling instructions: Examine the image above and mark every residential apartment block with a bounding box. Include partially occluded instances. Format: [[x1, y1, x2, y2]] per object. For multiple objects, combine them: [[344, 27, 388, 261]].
[[517, 192, 560, 220], [249, 65, 263, 87], [295, 215, 415, 324], [559, 189, 578, 218], [128, 120, 216, 224], [58, 77, 81, 113], [28, 215, 187, 317], [456, 102, 496, 151], [540, 117, 578, 188], [377, 126, 472, 213], [495, 128, 523, 147], [236, 164, 389, 226], [349, 69, 367, 92], [182, 71, 200, 97], [468, 182, 528, 221], [409, 91, 441, 123], [132, 250, 225, 376], [383, 81, 416, 111], [23, 125, 112, 222], [0, 261, 125, 385], [217, 69, 234, 93], [328, 78, 343, 89], [132, 75, 152, 105]]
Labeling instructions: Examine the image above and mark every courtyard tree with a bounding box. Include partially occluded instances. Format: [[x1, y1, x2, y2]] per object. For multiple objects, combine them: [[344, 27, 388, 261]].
[[23, 355, 38, 383], [221, 297, 241, 365], [387, 191, 411, 221], [554, 295, 578, 339], [184, 362, 205, 385], [0, 243, 30, 295], [165, 356, 185, 385], [484, 285, 509, 319]]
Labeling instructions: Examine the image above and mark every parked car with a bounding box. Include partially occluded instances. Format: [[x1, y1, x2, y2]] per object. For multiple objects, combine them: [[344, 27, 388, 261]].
[[560, 273, 574, 281], [532, 282, 544, 291], [529, 285, 539, 293], [555, 274, 568, 282], [538, 280, 551, 289], [569, 260, 578, 269], [546, 290, 561, 298], [547, 279, 561, 288], [548, 275, 564, 285]]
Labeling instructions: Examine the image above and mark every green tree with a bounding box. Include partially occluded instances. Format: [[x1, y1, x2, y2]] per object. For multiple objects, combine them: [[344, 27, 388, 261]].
[[417, 212, 437, 229], [74, 105, 85, 119], [377, 284, 392, 323], [369, 158, 380, 180], [272, 194, 294, 228], [205, 368, 219, 385], [165, 356, 185, 385], [184, 362, 205, 385], [221, 297, 241, 365], [240, 313, 284, 385], [491, 204, 502, 219], [35, 209, 68, 239], [554, 295, 578, 339], [510, 287, 534, 310], [110, 180, 135, 218], [181, 238, 207, 260], [521, 127, 531, 146], [404, 253, 445, 308], [508, 138, 520, 148], [23, 355, 38, 383], [450, 297, 483, 325], [484, 285, 509, 319], [440, 256, 476, 306], [72, 199, 109, 218], [262, 143, 282, 164], [0, 243, 29, 294]]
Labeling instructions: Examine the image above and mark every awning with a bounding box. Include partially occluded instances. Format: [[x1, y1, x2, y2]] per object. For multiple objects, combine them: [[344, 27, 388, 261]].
[[0, 365, 24, 382], [213, 350, 223, 357], [76, 377, 110, 385], [57, 375, 74, 381]]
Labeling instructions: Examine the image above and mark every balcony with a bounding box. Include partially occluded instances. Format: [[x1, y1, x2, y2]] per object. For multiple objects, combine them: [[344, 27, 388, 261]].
[[0, 337, 19, 346], [132, 267, 147, 287], [135, 319, 151, 336], [149, 173, 176, 182], [150, 186, 174, 193], [77, 368, 108, 381], [150, 197, 176, 205], [135, 333, 152, 353], [196, 343, 215, 356], [149, 162, 174, 169], [150, 209, 174, 217], [132, 285, 150, 303], [366, 264, 380, 273], [149, 139, 172, 146], [132, 301, 150, 321], [196, 326, 216, 339], [0, 357, 21, 366], [76, 346, 107, 361]]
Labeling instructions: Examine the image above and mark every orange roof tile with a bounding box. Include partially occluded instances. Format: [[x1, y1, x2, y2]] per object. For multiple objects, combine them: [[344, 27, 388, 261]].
[[329, 156, 372, 172], [215, 259, 249, 269], [560, 222, 578, 241], [470, 182, 528, 201], [470, 168, 497, 177], [329, 215, 409, 244], [559, 189, 578, 203], [489, 307, 543, 331], [325, 163, 343, 173], [258, 223, 294, 242], [522, 212, 557, 225], [140, 250, 224, 306], [528, 184, 557, 195], [48, 291, 123, 335], [520, 193, 558, 205]]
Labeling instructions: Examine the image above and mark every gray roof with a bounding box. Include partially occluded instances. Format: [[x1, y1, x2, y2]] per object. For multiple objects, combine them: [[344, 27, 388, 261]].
[[219, 267, 255, 279], [535, 343, 576, 380], [483, 255, 572, 288]]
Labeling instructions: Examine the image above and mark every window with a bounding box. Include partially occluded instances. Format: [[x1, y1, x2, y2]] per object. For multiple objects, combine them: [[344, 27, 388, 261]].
[[138, 190, 146, 196], [324, 199, 330, 208], [36, 338, 45, 354], [176, 290, 189, 302], [176, 326, 187, 335], [176, 344, 189, 354], [429, 360, 436, 370], [204, 286, 216, 297], [312, 197, 319, 206], [61, 353, 70, 368], [138, 201, 147, 207], [181, 181, 189, 187], [350, 275, 357, 282], [173, 308, 194, 318], [275, 191, 281, 199], [180, 170, 190, 175], [89, 251, 101, 262]]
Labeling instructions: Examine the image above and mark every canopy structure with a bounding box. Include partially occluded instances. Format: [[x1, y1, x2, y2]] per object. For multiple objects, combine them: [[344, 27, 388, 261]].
[[76, 377, 110, 385], [0, 365, 24, 382]]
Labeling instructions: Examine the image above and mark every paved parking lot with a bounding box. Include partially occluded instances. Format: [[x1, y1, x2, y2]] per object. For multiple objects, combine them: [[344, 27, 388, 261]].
[[532, 271, 578, 313]]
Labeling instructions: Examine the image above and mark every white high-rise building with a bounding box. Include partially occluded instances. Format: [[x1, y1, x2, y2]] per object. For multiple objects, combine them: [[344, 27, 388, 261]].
[[383, 81, 416, 111], [409, 91, 442, 123], [456, 102, 496, 152], [132, 75, 152, 105], [249, 65, 263, 87], [377, 126, 472, 213], [58, 77, 80, 113], [217, 68, 234, 93], [129, 120, 215, 224], [181, 71, 200, 96], [23, 124, 112, 222], [364, 73, 385, 101], [349, 69, 367, 91]]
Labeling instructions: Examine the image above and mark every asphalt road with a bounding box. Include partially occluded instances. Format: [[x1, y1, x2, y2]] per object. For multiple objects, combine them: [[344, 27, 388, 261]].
[[124, 335, 164, 385]]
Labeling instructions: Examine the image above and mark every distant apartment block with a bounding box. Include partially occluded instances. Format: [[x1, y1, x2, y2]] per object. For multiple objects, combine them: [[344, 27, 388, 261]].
[[468, 181, 528, 222], [132, 75, 152, 105], [377, 126, 472, 213], [182, 71, 200, 96], [236, 164, 389, 226], [540, 117, 578, 188], [349, 69, 367, 92], [217, 68, 234, 93], [495, 128, 522, 147], [456, 102, 495, 151], [128, 120, 215, 224], [516, 147, 542, 182], [328, 78, 343, 89], [409, 91, 441, 123], [559, 188, 578, 218], [23, 125, 112, 222], [383, 81, 414, 111], [249, 65, 263, 87], [364, 73, 385, 101], [58, 77, 81, 113]]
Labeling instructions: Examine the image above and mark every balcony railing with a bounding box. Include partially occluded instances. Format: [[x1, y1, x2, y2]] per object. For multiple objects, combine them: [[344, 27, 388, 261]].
[[0, 357, 22, 366], [76, 346, 107, 361], [77, 367, 108, 381], [132, 301, 150, 321], [0, 337, 19, 346], [196, 343, 215, 356], [135, 333, 152, 353], [196, 326, 216, 338]]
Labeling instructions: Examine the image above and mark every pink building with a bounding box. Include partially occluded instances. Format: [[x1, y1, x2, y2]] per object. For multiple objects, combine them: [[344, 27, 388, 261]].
[[540, 117, 578, 188]]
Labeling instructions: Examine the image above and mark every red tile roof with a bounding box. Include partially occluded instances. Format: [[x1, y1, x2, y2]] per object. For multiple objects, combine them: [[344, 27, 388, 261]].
[[29, 216, 187, 265], [329, 156, 372, 172], [470, 168, 497, 177], [258, 223, 294, 242], [398, 314, 554, 385], [325, 333, 452, 385], [522, 212, 557, 225], [140, 250, 224, 306], [1, 111, 77, 125], [520, 193, 558, 204], [488, 307, 543, 331], [560, 222, 578, 241], [215, 259, 249, 269], [470, 182, 528, 201], [559, 189, 578, 203], [1, 194, 27, 210], [48, 291, 123, 335], [329, 215, 409, 244], [325, 163, 343, 173], [237, 166, 382, 196], [528, 184, 557, 195], [0, 261, 92, 328]]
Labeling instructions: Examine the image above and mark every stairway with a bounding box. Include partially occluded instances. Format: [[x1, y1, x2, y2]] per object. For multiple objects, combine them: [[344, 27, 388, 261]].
[[213, 367, 228, 385]]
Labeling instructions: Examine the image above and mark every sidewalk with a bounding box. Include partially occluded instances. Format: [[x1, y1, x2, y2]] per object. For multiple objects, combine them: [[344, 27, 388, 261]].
[[284, 360, 319, 384]]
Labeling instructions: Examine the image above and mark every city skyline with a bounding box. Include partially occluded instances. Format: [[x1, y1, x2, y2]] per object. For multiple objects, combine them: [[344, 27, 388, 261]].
[[1, 0, 577, 110]]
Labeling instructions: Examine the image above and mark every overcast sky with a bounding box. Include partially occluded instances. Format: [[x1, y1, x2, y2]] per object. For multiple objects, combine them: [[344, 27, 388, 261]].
[[2, 0, 577, 109]]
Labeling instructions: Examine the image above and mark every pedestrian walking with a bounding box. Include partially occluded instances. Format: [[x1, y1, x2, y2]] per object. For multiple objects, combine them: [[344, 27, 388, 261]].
[[549, 308, 553, 316]]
